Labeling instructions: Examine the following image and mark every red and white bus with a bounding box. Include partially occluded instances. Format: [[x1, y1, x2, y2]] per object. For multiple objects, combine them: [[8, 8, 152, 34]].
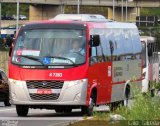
[[9, 14, 142, 116], [141, 36, 159, 95]]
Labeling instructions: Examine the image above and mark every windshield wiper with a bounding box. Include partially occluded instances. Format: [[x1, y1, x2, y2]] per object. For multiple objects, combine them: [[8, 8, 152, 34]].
[[43, 56, 78, 66], [19, 55, 45, 65]]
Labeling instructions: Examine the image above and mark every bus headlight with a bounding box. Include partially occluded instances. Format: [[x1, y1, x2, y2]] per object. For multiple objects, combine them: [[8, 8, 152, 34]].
[[67, 79, 87, 88], [9, 79, 25, 87]]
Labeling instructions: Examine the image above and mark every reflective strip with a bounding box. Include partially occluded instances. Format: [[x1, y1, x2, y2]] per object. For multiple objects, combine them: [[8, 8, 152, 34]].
[[28, 89, 61, 94]]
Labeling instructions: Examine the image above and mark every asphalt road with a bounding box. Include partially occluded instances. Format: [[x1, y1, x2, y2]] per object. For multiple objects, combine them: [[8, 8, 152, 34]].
[[0, 103, 82, 126], [0, 102, 109, 126]]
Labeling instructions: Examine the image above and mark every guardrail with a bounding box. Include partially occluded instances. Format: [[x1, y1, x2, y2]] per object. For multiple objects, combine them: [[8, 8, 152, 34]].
[[1, 20, 29, 27], [136, 16, 160, 27]]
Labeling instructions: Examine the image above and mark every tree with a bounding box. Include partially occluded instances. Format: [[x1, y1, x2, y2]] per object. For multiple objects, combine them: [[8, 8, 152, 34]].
[[2, 3, 29, 16]]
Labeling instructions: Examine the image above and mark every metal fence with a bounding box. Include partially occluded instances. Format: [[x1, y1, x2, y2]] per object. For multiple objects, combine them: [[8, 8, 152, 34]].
[[0, 51, 9, 74], [136, 16, 160, 27]]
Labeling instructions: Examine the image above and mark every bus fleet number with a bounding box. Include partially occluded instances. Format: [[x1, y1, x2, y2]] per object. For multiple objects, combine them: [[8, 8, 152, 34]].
[[49, 73, 62, 77]]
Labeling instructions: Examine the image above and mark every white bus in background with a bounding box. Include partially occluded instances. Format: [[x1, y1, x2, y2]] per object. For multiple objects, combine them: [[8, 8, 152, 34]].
[[141, 36, 159, 96], [1, 28, 16, 38]]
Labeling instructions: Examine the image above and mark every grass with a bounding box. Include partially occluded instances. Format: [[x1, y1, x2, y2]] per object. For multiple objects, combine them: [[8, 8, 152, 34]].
[[115, 93, 160, 120], [68, 120, 110, 126], [141, 8, 160, 16], [69, 87, 160, 126]]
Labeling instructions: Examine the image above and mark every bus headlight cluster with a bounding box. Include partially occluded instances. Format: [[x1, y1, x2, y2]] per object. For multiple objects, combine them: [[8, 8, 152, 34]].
[[67, 79, 87, 88], [9, 79, 26, 87]]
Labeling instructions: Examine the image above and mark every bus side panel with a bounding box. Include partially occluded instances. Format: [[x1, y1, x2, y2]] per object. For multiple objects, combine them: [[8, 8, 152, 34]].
[[111, 60, 142, 102], [87, 62, 112, 105]]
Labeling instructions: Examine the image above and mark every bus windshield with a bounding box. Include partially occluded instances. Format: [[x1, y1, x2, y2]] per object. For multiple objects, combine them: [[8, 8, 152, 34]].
[[12, 29, 86, 66]]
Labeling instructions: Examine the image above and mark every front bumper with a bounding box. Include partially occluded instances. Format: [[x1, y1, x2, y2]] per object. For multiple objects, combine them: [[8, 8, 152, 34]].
[[9, 79, 87, 106]]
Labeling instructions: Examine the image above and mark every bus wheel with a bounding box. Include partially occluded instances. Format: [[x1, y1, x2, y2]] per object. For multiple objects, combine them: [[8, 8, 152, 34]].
[[81, 94, 95, 116], [16, 105, 29, 117], [4, 95, 11, 106], [123, 85, 130, 106], [110, 102, 121, 111]]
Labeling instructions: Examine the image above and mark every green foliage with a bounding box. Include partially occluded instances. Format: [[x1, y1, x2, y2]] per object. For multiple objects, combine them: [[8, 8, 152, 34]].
[[155, 82, 160, 90], [93, 111, 110, 121], [65, 6, 108, 17], [141, 8, 160, 16], [115, 94, 160, 120], [2, 3, 29, 16]]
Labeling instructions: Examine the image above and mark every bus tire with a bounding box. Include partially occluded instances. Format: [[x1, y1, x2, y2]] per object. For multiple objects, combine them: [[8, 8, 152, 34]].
[[110, 102, 121, 111], [4, 99, 11, 106], [81, 92, 95, 116], [16, 105, 29, 117], [123, 85, 130, 106], [4, 95, 11, 106]]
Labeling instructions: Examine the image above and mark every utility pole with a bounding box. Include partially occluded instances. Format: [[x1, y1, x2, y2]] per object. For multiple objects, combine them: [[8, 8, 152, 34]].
[[77, 0, 80, 14], [60, 0, 64, 14], [126, 0, 128, 22], [16, 0, 19, 33], [122, 0, 124, 22], [113, 0, 115, 21]]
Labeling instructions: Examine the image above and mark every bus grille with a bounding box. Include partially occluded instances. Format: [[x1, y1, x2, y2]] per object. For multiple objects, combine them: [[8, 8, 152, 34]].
[[26, 80, 64, 100], [26, 80, 63, 89], [29, 94, 60, 100]]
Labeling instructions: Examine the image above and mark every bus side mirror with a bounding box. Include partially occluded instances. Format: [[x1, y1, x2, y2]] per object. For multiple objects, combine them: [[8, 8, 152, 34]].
[[89, 35, 100, 47]]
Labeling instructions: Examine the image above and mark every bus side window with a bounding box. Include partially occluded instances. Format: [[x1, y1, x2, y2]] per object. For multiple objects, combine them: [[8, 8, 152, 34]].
[[96, 45, 103, 62], [89, 47, 97, 65], [100, 35, 111, 61], [114, 29, 125, 61]]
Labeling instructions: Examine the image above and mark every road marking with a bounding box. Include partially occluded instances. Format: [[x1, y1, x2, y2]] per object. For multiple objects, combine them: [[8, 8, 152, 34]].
[[0, 108, 15, 112], [0, 117, 84, 120]]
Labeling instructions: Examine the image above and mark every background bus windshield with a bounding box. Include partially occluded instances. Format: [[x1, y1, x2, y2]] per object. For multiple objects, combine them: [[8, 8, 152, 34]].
[[12, 29, 86, 66]]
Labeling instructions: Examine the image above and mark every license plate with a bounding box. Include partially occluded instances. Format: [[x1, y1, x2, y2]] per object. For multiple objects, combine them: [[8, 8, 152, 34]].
[[37, 89, 52, 95]]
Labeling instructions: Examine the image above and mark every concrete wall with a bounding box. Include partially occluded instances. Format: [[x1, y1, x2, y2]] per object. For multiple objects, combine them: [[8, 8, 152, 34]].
[[2, 0, 160, 8], [108, 7, 140, 22], [29, 5, 62, 21], [29, 4, 140, 22]]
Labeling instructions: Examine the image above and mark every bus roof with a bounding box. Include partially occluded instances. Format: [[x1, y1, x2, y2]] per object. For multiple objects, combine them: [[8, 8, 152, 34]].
[[23, 14, 137, 30], [51, 14, 112, 22], [52, 14, 137, 29], [24, 20, 137, 30]]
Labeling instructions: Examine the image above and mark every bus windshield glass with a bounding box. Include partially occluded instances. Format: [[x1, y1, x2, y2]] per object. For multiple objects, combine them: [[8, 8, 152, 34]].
[[12, 29, 86, 66]]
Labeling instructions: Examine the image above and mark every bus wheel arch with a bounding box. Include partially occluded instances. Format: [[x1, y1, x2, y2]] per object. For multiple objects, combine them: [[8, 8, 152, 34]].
[[81, 87, 97, 116], [91, 87, 97, 105], [124, 83, 131, 106]]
